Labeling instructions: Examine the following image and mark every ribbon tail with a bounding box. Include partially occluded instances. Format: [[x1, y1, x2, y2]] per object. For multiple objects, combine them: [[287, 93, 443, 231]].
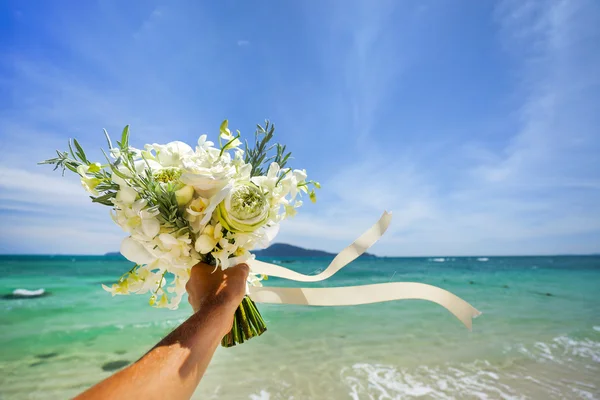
[[249, 282, 482, 330], [249, 211, 393, 282]]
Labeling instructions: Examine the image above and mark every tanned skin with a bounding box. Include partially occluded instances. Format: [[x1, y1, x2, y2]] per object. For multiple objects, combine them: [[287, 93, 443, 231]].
[[75, 263, 249, 400]]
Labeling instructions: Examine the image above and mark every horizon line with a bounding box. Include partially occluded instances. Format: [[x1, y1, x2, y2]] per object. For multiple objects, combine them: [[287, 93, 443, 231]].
[[1, 253, 599, 258]]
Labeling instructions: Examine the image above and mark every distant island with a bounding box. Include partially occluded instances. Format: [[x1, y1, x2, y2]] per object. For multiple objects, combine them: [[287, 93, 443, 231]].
[[105, 244, 376, 259], [253, 243, 376, 258]]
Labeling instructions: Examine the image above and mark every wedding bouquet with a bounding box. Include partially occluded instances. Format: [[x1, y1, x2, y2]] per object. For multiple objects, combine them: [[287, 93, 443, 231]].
[[41, 120, 319, 347]]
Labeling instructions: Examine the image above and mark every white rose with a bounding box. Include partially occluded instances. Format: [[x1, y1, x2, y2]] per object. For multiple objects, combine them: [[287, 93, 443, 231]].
[[148, 141, 194, 167], [180, 159, 235, 198]]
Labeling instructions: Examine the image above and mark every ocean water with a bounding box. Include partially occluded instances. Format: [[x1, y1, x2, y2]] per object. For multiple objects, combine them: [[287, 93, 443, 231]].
[[1, 255, 599, 399]]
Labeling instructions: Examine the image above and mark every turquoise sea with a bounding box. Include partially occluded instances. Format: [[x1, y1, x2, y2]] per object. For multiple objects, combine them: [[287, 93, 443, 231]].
[[1, 255, 599, 399]]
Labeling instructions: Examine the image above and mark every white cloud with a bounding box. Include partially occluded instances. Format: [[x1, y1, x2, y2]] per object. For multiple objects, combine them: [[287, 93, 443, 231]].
[[0, 165, 122, 254], [1, 0, 598, 256], [273, 0, 600, 256]]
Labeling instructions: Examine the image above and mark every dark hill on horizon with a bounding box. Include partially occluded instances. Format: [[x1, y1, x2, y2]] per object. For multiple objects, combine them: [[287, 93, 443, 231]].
[[252, 243, 377, 258], [105, 243, 376, 258]]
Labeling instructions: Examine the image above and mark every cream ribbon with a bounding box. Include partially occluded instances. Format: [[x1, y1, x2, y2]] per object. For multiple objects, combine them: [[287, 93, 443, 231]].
[[247, 212, 481, 330]]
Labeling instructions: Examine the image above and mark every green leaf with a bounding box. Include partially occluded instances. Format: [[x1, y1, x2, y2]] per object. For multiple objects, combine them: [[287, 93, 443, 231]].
[[103, 129, 113, 149], [68, 139, 77, 159], [101, 149, 128, 180], [120, 125, 130, 150], [91, 192, 117, 206], [65, 163, 78, 173], [73, 139, 88, 163]]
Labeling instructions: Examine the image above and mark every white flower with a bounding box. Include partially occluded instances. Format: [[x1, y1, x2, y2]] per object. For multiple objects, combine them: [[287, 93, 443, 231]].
[[284, 200, 302, 218], [184, 187, 232, 234], [120, 237, 156, 265], [232, 150, 252, 181], [113, 199, 160, 238], [185, 196, 210, 233], [110, 167, 139, 204], [148, 141, 194, 167], [102, 266, 155, 296], [219, 121, 242, 149], [281, 169, 308, 200], [211, 248, 231, 269], [216, 182, 269, 233], [76, 164, 102, 196], [128, 267, 154, 293], [253, 224, 281, 249], [134, 158, 163, 174], [102, 281, 130, 296], [251, 162, 280, 191], [180, 159, 236, 198], [180, 181, 233, 232], [111, 168, 128, 187], [197, 135, 214, 152], [116, 185, 138, 204], [156, 233, 192, 261], [166, 270, 190, 309], [194, 224, 223, 254], [199, 183, 232, 225]]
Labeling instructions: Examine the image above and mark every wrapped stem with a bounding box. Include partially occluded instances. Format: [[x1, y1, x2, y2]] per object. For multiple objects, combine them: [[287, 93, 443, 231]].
[[221, 296, 266, 347]]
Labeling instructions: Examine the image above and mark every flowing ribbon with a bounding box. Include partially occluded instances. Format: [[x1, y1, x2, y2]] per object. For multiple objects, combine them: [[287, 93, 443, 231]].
[[247, 212, 481, 330]]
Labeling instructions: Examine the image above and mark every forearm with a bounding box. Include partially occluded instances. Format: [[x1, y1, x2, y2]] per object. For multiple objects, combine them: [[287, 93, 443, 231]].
[[76, 304, 231, 400]]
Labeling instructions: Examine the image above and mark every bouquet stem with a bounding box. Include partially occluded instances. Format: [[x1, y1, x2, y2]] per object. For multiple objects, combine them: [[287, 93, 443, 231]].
[[221, 296, 266, 347]]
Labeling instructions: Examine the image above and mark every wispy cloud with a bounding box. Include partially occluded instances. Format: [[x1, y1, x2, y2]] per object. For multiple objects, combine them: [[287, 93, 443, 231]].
[[0, 0, 598, 255], [275, 0, 600, 255], [0, 166, 122, 254]]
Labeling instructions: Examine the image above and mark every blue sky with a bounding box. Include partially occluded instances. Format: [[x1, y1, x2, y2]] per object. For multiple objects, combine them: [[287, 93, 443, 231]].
[[0, 0, 599, 256]]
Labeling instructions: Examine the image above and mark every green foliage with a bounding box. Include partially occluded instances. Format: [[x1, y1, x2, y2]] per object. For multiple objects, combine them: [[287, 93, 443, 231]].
[[39, 125, 188, 229], [135, 168, 188, 231], [38, 150, 81, 175], [244, 120, 292, 177], [40, 121, 317, 219]]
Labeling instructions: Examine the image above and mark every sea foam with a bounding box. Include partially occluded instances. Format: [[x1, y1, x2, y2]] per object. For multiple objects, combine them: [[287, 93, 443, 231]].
[[342, 334, 600, 400], [342, 361, 522, 400]]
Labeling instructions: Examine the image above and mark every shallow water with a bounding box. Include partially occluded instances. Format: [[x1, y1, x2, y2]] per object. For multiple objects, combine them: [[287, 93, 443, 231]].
[[1, 255, 599, 399]]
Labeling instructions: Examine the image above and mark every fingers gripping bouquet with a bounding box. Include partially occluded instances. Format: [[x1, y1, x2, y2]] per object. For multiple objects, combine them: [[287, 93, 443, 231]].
[[41, 120, 319, 347]]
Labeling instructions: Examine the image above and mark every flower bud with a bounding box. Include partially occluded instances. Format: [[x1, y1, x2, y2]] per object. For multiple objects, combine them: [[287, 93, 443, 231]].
[[217, 182, 269, 233], [175, 185, 194, 206]]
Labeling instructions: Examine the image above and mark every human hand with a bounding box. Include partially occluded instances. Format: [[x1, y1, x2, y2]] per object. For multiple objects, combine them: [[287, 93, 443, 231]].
[[186, 263, 249, 315]]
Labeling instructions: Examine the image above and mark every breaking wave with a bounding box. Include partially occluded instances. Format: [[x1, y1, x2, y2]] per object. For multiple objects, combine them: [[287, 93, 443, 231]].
[[341, 334, 599, 400]]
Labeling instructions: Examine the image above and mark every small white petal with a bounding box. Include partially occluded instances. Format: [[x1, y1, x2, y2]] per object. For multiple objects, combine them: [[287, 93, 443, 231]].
[[112, 172, 128, 187], [159, 233, 179, 247], [195, 235, 217, 254], [199, 183, 233, 225], [142, 218, 160, 238], [267, 162, 280, 178], [76, 165, 90, 176], [120, 237, 155, 265], [117, 186, 138, 204]]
